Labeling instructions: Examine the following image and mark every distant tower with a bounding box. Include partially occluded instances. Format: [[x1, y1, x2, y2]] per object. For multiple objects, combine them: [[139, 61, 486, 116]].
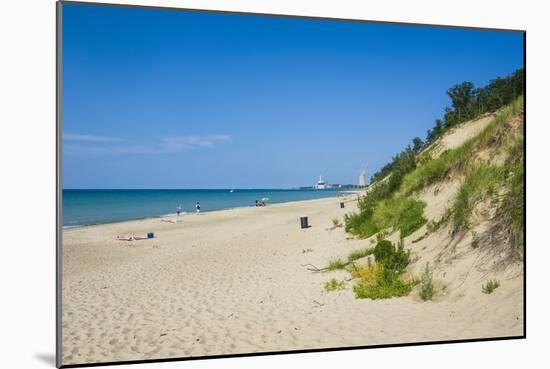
[[358, 170, 366, 187]]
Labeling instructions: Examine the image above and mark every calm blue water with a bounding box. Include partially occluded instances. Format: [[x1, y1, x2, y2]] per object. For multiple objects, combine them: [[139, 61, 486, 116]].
[[62, 189, 347, 227]]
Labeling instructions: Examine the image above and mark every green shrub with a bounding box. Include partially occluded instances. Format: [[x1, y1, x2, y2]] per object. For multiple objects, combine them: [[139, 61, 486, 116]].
[[419, 263, 434, 301], [373, 239, 410, 273], [373, 240, 393, 265], [482, 279, 500, 294], [353, 266, 415, 299], [324, 278, 346, 292], [349, 239, 415, 299]]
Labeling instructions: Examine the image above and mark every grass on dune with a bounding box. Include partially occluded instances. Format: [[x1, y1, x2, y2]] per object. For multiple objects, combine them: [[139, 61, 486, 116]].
[[400, 144, 469, 195], [400, 97, 523, 196], [452, 164, 505, 228], [450, 104, 523, 234], [347, 247, 374, 263], [336, 98, 524, 299], [395, 198, 428, 237], [324, 278, 346, 292], [346, 197, 427, 239], [327, 258, 348, 271], [419, 262, 434, 301], [482, 279, 500, 294], [499, 137, 525, 250], [325, 247, 375, 271]]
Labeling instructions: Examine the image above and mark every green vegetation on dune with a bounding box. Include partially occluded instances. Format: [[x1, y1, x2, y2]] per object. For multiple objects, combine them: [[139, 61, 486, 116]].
[[394, 199, 427, 237], [452, 164, 505, 228], [372, 239, 411, 273], [323, 239, 416, 300], [326, 71, 523, 301], [447, 98, 524, 233], [322, 236, 443, 300], [324, 247, 375, 272], [327, 258, 348, 271], [400, 142, 471, 195], [370, 68, 523, 184], [346, 196, 426, 239], [352, 239, 415, 299], [324, 278, 346, 292], [347, 247, 374, 263], [346, 96, 523, 243], [482, 279, 500, 294], [400, 97, 523, 197], [353, 266, 415, 300], [419, 262, 434, 301], [500, 137, 524, 251]]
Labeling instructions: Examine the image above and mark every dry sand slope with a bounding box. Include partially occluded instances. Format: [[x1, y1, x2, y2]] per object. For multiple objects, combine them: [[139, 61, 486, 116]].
[[62, 191, 523, 365]]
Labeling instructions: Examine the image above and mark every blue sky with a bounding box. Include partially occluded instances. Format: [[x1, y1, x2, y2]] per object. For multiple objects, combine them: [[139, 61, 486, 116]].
[[62, 3, 524, 189]]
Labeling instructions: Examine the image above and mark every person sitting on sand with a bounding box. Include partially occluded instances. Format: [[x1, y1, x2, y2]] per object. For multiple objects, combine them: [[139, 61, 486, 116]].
[[195, 202, 201, 214]]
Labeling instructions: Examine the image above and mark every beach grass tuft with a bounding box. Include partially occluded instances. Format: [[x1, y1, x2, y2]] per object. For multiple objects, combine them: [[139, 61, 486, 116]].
[[482, 279, 500, 294], [327, 258, 348, 271], [347, 247, 374, 263], [324, 278, 346, 292], [419, 262, 434, 301]]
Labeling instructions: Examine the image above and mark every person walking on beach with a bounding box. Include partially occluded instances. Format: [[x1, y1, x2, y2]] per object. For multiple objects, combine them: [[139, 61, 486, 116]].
[[176, 204, 182, 216], [195, 202, 201, 214]]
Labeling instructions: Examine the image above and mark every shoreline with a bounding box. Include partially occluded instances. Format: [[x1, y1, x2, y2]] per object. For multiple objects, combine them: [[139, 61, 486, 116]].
[[62, 191, 362, 230]]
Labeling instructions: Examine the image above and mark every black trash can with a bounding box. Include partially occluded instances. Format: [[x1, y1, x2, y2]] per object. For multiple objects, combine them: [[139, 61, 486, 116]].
[[340, 202, 345, 208], [300, 216, 309, 229]]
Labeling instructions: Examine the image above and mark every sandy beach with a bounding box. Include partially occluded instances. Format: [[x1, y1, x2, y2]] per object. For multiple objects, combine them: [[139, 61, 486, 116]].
[[61, 193, 523, 365]]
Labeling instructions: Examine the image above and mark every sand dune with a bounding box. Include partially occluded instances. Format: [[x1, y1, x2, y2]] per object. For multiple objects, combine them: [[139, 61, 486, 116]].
[[424, 113, 495, 159], [62, 193, 523, 365]]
